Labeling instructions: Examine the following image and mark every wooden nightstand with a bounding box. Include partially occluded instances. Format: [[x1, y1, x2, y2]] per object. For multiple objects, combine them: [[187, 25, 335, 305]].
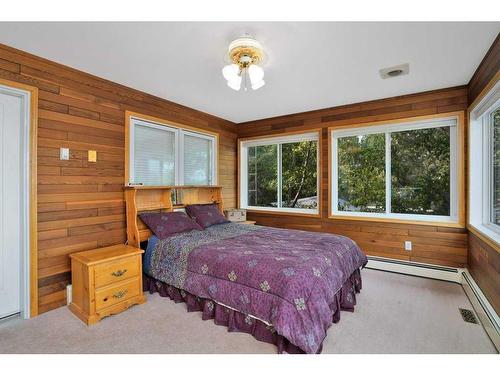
[[69, 244, 146, 325], [236, 220, 256, 225]]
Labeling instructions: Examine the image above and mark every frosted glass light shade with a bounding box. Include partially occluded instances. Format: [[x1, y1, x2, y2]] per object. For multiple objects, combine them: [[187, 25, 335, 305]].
[[222, 64, 240, 81], [248, 64, 264, 84], [223, 63, 265, 91], [227, 75, 242, 91], [251, 79, 265, 90]]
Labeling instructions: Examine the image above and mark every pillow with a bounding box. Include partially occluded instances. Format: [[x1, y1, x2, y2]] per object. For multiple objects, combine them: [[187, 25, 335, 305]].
[[139, 211, 202, 239], [185, 204, 229, 229]]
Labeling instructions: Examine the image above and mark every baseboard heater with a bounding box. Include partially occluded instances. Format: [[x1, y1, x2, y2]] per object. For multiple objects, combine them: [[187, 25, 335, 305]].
[[461, 271, 500, 351], [366, 256, 461, 283]]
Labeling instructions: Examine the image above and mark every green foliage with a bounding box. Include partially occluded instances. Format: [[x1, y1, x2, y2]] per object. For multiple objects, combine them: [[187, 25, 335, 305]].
[[282, 141, 317, 208], [337, 127, 451, 216], [247, 145, 277, 207], [248, 141, 318, 209], [338, 134, 386, 212], [391, 127, 450, 215]]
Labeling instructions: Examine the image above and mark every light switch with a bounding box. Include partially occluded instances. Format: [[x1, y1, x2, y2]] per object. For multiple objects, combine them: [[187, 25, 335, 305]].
[[60, 147, 69, 160], [88, 150, 97, 163], [404, 241, 412, 251]]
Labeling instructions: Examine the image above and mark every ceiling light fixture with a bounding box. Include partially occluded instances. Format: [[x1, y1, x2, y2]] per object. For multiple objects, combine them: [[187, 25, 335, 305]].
[[222, 36, 265, 91]]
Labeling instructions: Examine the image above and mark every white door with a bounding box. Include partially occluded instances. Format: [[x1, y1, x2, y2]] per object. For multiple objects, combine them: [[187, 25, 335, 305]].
[[0, 89, 23, 319]]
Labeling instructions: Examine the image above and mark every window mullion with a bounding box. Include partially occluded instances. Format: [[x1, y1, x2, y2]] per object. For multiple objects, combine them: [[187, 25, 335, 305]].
[[277, 143, 282, 208], [385, 132, 391, 215], [332, 136, 338, 214]]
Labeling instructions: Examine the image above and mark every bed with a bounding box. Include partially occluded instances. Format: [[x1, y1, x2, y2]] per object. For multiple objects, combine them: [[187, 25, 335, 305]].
[[125, 186, 367, 354]]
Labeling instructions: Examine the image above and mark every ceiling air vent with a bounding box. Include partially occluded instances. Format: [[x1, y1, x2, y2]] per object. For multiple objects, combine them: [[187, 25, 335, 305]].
[[379, 63, 409, 79]]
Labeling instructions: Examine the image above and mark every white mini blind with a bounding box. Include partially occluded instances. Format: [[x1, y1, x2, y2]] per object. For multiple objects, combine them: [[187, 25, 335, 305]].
[[183, 134, 212, 185], [133, 124, 176, 185]]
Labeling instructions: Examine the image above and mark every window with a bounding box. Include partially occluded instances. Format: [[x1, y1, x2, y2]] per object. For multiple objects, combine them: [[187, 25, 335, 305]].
[[331, 115, 462, 224], [247, 144, 278, 207], [240, 132, 320, 214], [182, 131, 214, 185], [337, 133, 386, 213], [133, 122, 176, 186], [470, 81, 500, 243], [127, 114, 217, 186]]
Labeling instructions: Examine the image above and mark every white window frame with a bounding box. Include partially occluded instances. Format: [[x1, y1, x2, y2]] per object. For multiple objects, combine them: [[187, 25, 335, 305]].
[[239, 132, 320, 215], [330, 116, 460, 224], [128, 115, 217, 186], [469, 80, 500, 244]]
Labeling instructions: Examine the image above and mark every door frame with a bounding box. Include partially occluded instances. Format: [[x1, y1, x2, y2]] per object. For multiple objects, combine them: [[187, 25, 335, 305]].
[[0, 78, 38, 319]]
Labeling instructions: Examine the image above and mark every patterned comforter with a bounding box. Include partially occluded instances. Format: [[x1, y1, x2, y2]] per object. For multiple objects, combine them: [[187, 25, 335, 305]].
[[143, 222, 367, 353]]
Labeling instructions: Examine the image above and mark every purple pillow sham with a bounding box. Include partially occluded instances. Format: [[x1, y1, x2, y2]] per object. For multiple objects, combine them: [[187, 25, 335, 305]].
[[185, 204, 229, 229], [140, 211, 202, 240]]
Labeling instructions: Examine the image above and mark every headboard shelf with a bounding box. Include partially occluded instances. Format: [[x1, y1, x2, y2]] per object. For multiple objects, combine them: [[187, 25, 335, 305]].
[[125, 185, 224, 247]]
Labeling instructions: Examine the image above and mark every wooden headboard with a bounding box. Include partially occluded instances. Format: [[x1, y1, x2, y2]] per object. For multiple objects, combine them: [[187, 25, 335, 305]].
[[125, 185, 224, 247]]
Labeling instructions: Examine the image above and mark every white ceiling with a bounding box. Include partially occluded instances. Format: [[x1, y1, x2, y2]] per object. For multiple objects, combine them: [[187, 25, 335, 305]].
[[0, 22, 498, 123]]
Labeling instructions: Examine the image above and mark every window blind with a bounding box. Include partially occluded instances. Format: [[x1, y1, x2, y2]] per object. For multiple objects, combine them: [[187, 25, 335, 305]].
[[183, 134, 212, 185], [133, 124, 176, 185]]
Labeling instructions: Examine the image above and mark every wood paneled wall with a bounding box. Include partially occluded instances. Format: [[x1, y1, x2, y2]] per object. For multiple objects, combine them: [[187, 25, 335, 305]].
[[238, 86, 469, 268], [468, 232, 500, 314], [467, 32, 500, 315], [468, 33, 500, 106], [0, 43, 238, 314]]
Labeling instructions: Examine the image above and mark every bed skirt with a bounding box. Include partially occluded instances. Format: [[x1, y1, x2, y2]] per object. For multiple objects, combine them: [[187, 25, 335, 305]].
[[143, 268, 363, 354]]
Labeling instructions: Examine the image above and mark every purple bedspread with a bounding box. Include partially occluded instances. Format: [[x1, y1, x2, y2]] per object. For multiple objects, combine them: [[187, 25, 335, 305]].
[[144, 222, 367, 353]]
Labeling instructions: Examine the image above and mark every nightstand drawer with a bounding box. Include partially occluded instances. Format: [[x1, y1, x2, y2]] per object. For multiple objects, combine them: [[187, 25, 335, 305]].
[[94, 256, 139, 288], [95, 277, 140, 311]]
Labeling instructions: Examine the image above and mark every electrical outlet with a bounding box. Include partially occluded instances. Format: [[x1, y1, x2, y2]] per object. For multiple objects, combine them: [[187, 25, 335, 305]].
[[404, 241, 412, 251], [60, 147, 69, 161]]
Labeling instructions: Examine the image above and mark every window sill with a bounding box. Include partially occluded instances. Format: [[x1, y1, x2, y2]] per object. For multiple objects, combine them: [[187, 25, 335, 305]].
[[328, 213, 464, 228], [468, 224, 500, 252], [244, 207, 321, 218]]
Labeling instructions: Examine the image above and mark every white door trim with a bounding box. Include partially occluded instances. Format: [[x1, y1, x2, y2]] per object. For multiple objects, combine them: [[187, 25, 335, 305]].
[[0, 83, 31, 319]]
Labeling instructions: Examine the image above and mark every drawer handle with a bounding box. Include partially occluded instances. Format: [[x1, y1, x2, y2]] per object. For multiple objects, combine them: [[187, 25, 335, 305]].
[[111, 269, 127, 277], [112, 290, 128, 299]]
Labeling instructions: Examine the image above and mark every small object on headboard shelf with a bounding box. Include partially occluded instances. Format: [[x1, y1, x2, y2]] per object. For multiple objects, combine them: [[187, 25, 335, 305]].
[[224, 208, 247, 222], [124, 185, 224, 247]]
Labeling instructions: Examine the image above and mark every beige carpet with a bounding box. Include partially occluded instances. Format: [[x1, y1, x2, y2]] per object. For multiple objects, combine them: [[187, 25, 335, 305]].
[[0, 269, 496, 354]]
